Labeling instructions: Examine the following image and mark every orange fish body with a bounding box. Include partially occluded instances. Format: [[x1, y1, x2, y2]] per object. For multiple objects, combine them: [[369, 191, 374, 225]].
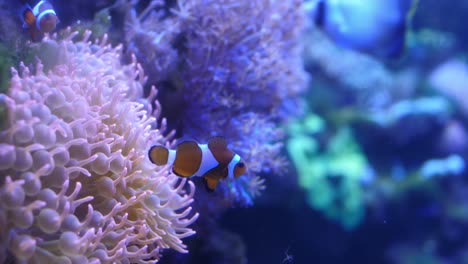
[[149, 137, 247, 190]]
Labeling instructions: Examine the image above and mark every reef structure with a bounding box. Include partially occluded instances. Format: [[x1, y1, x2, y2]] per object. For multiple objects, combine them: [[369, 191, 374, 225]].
[[123, 0, 309, 204], [0, 31, 198, 263]]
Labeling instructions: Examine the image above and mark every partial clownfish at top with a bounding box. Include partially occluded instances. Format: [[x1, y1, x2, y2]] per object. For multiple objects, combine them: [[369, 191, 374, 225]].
[[20, 0, 59, 42], [148, 137, 247, 191], [305, 0, 419, 58]]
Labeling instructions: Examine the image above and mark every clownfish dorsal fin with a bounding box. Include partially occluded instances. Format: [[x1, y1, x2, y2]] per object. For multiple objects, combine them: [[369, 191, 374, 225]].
[[208, 136, 228, 150], [208, 136, 235, 166]]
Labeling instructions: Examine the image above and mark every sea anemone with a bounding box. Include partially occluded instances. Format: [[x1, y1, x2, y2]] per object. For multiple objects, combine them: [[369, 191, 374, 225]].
[[0, 31, 198, 263]]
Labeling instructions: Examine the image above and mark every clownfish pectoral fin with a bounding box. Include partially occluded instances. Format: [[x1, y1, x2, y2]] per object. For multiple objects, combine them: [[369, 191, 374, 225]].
[[204, 165, 229, 180], [204, 176, 220, 191], [208, 136, 228, 150], [148, 145, 169, 166], [203, 166, 227, 191]]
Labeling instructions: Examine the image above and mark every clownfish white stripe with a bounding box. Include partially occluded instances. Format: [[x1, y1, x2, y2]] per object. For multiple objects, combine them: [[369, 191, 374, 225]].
[[194, 144, 219, 177], [167, 149, 176, 165], [32, 1, 46, 15], [227, 154, 241, 179], [36, 9, 56, 30]]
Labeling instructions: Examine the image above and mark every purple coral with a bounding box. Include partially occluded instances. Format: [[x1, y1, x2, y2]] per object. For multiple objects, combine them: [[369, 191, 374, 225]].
[[125, 0, 308, 203], [0, 31, 198, 263]]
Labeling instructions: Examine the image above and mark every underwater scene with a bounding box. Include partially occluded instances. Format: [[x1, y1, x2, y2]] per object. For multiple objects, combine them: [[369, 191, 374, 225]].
[[0, 0, 467, 263]]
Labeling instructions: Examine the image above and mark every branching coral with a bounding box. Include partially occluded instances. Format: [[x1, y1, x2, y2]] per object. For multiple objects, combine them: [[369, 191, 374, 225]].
[[123, 0, 308, 204], [0, 31, 198, 263]]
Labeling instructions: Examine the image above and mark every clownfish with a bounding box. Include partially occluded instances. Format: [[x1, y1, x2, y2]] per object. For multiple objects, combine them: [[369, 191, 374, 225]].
[[306, 0, 419, 58], [148, 137, 247, 191], [20, 0, 59, 41]]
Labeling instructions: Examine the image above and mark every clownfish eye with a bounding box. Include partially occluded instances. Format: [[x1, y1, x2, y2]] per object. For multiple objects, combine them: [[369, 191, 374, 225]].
[[234, 160, 246, 178]]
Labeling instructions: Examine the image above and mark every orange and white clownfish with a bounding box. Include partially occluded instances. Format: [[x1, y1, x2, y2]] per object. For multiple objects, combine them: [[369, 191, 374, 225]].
[[20, 0, 59, 41], [148, 137, 247, 191]]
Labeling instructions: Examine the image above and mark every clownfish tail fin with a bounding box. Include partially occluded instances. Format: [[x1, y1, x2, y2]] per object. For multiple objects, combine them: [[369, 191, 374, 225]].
[[148, 145, 170, 166]]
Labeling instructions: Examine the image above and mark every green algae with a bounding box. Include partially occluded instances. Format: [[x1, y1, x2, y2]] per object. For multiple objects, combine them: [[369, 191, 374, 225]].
[[287, 113, 371, 230]]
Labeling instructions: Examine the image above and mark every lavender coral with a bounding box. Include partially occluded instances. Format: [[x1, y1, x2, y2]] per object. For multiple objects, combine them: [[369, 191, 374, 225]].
[[124, 0, 308, 204], [0, 31, 197, 263]]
